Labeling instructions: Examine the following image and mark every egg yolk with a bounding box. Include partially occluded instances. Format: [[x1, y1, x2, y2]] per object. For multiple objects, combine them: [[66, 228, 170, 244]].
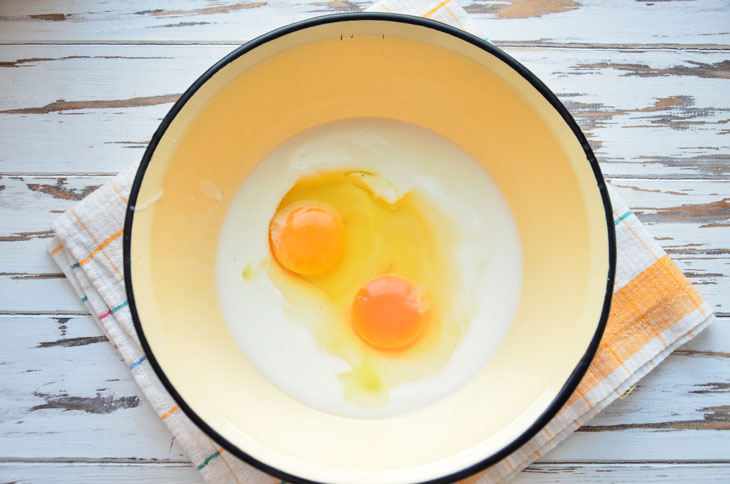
[[352, 275, 430, 350], [269, 203, 345, 275]]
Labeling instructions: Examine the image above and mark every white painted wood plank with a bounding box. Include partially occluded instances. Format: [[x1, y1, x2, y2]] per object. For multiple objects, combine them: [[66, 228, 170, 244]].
[[0, 45, 232, 175], [515, 463, 730, 483], [580, 322, 730, 428], [468, 0, 730, 48], [546, 430, 730, 463], [1, 314, 727, 462], [2, 175, 726, 312], [2, 254, 724, 315], [1, 462, 729, 484], [0, 2, 728, 479], [0, 0, 728, 46], [1, 45, 727, 178], [0, 315, 188, 460], [0, 463, 201, 484], [542, 320, 730, 462], [0, 175, 108, 274], [0, 276, 87, 313]]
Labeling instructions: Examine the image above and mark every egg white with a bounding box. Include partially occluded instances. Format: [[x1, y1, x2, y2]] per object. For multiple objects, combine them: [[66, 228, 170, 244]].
[[216, 118, 522, 418]]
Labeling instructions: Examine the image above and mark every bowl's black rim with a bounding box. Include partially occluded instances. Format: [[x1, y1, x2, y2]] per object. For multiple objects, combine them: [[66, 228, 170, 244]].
[[124, 12, 616, 484]]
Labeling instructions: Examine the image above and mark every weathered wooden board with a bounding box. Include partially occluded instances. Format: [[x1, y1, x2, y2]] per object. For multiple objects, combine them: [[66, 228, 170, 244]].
[[1, 45, 728, 178], [0, 463, 201, 484], [1, 462, 729, 484], [0, 0, 728, 47], [0, 176, 108, 275], [0, 260, 727, 315], [0, 277, 86, 313], [1, 175, 726, 313], [516, 463, 730, 483], [1, 1, 728, 482], [0, 315, 187, 460], [1, 313, 727, 462], [2, 261, 726, 313]]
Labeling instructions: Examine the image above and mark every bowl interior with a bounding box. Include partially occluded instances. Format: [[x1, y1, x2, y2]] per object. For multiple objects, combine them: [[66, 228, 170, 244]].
[[128, 17, 610, 484]]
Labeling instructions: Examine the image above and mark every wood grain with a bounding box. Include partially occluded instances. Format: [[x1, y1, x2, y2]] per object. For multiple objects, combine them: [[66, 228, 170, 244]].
[[0, 94, 181, 115], [1, 176, 726, 312], [0, 315, 188, 461], [1, 462, 729, 484], [1, 314, 728, 463], [0, 0, 728, 46], [0, 463, 202, 484], [0, 1, 728, 482], [465, 0, 581, 20], [1, 46, 728, 177], [515, 463, 730, 483]]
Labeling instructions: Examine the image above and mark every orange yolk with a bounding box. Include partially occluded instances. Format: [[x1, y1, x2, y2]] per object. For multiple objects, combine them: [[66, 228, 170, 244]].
[[352, 275, 430, 350], [269, 203, 345, 275]]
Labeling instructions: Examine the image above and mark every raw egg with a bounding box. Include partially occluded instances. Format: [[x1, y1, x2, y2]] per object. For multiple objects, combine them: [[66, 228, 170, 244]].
[[265, 168, 464, 408], [216, 118, 522, 418], [352, 275, 430, 350], [269, 202, 345, 275]]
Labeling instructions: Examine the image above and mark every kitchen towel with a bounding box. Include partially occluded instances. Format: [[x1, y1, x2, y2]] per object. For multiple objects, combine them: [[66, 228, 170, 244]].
[[48, 1, 714, 483]]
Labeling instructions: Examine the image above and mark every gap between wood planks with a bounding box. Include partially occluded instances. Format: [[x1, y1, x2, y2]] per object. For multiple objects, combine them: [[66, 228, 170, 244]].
[[0, 457, 191, 464], [0, 40, 729, 52], [5, 312, 729, 319], [1, 457, 729, 464], [2, 173, 728, 181], [2, 174, 727, 181]]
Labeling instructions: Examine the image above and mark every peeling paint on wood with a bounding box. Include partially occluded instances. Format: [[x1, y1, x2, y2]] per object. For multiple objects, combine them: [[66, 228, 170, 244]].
[[310, 1, 364, 12], [691, 382, 730, 394], [1, 175, 726, 310], [0, 56, 172, 68], [1, 314, 728, 463], [0, 273, 65, 280], [1, 45, 728, 177], [562, 95, 713, 137], [631, 154, 730, 179], [54, 317, 70, 337], [29, 13, 68, 22], [0, 0, 727, 45], [30, 392, 140, 414], [516, 463, 730, 482], [636, 198, 730, 224], [36, 336, 108, 348], [568, 95, 687, 123], [577, 60, 730, 79], [134, 2, 267, 16], [0, 1, 728, 480], [0, 57, 55, 68], [465, 0, 580, 18], [150, 21, 212, 29], [103, 140, 149, 150], [0, 230, 54, 242], [5, 462, 730, 484], [580, 405, 730, 431], [610, 183, 689, 196], [0, 94, 181, 115], [665, 247, 730, 256], [26, 179, 100, 201]]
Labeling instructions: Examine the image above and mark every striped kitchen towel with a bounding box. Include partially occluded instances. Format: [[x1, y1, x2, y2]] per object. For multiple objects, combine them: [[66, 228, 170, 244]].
[[48, 1, 714, 483]]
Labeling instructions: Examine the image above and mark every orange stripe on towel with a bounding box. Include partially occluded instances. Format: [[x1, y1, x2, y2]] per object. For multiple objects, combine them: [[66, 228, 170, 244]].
[[161, 405, 179, 420], [424, 0, 452, 17], [577, 255, 702, 394], [79, 229, 123, 266], [71, 210, 124, 280]]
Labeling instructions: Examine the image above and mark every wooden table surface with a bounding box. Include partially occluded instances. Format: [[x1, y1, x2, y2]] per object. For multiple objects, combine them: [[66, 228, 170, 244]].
[[1, 1, 729, 482]]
